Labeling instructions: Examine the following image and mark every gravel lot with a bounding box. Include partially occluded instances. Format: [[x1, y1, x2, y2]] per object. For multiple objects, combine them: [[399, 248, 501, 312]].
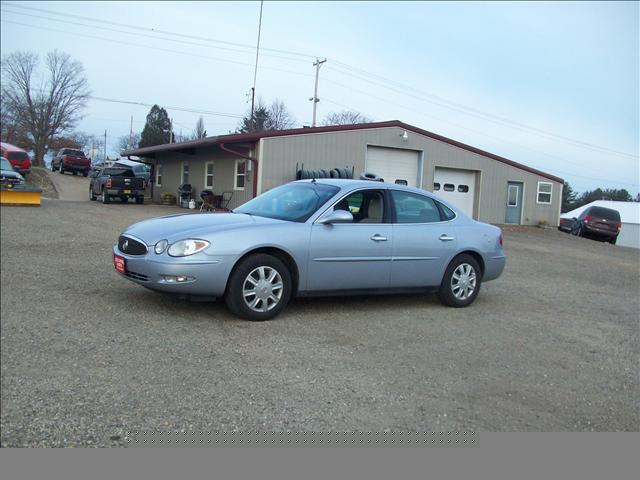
[[1, 177, 638, 446]]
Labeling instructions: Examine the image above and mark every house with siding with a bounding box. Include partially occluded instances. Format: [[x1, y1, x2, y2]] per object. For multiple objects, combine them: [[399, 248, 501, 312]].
[[121, 120, 563, 226]]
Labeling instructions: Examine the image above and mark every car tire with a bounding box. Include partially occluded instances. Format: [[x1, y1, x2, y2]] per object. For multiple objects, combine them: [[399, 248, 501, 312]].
[[50, 163, 55, 172], [224, 254, 292, 321], [437, 254, 482, 308], [136, 197, 144, 204], [59, 166, 65, 174], [89, 185, 96, 201], [609, 237, 617, 245], [102, 190, 110, 204], [83, 171, 88, 177], [72, 171, 77, 176], [121, 196, 128, 203]]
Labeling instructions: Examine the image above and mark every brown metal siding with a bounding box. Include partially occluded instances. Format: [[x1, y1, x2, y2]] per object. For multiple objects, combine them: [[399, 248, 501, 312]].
[[260, 126, 562, 226], [149, 149, 253, 209]]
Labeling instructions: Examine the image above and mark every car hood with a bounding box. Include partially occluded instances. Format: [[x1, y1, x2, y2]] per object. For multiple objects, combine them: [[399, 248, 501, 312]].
[[0, 169, 24, 180], [123, 212, 283, 244]]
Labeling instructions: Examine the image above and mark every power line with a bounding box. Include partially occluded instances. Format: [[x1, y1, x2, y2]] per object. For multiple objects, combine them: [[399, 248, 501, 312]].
[[88, 96, 244, 119], [0, 18, 313, 80], [4, 3, 635, 161]]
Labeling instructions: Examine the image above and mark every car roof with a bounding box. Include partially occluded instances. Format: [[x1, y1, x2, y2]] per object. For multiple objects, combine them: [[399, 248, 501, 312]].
[[295, 178, 432, 195], [114, 159, 147, 168], [0, 142, 27, 153]]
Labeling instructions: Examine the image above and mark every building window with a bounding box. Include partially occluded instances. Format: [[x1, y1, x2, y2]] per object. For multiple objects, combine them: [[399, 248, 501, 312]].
[[234, 159, 246, 191], [458, 185, 469, 193], [181, 161, 189, 185], [155, 163, 162, 187], [537, 181, 552, 204], [204, 162, 214, 189], [507, 185, 518, 207], [433, 182, 440, 191], [443, 183, 455, 192]]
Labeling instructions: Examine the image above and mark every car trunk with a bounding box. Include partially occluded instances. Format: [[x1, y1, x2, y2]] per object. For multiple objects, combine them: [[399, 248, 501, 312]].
[[587, 207, 621, 233]]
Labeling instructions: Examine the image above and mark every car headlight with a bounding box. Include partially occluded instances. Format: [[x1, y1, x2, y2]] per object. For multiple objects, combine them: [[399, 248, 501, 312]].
[[167, 239, 210, 257], [154, 239, 168, 254]]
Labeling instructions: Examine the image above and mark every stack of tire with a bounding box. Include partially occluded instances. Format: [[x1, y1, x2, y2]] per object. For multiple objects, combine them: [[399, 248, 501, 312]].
[[296, 167, 353, 180]]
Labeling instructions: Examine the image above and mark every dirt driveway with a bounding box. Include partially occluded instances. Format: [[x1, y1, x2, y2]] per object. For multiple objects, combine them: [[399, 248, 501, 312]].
[[48, 169, 90, 202], [1, 191, 638, 446]]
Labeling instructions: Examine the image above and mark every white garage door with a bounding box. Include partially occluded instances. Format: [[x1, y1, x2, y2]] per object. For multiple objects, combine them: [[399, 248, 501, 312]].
[[433, 167, 477, 218], [366, 146, 420, 187]]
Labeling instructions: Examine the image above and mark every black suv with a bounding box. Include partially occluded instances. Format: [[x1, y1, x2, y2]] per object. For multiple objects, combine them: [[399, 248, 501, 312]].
[[570, 206, 622, 244]]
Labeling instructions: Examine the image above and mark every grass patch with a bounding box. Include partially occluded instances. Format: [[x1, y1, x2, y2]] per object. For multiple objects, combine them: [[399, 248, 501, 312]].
[[25, 167, 58, 199]]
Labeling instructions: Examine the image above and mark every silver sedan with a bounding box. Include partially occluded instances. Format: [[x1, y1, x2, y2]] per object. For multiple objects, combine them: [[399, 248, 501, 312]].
[[113, 179, 506, 320]]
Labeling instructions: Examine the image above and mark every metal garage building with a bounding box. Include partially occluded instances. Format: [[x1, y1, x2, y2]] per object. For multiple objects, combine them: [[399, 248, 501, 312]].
[[122, 120, 563, 226]]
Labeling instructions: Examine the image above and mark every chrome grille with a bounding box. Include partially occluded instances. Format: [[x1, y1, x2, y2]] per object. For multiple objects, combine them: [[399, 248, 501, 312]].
[[118, 235, 147, 256]]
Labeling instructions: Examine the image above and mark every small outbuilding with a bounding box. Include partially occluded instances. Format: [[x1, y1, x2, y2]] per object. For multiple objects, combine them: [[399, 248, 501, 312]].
[[562, 200, 640, 249], [121, 120, 564, 226]]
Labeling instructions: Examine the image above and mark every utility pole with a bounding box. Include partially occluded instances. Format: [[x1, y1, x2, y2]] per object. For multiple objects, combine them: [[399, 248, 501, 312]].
[[250, 0, 264, 127], [310, 58, 327, 127], [128, 115, 133, 150]]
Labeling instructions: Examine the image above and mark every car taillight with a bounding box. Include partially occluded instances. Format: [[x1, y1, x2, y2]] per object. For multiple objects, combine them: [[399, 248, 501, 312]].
[[616, 222, 622, 231], [106, 179, 112, 188], [584, 215, 591, 223]]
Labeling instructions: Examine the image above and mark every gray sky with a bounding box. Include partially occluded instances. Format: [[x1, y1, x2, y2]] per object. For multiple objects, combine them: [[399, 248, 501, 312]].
[[1, 1, 638, 194]]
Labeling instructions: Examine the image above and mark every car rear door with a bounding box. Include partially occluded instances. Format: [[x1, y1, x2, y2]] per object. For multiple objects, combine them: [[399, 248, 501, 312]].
[[389, 190, 457, 287], [306, 188, 392, 291]]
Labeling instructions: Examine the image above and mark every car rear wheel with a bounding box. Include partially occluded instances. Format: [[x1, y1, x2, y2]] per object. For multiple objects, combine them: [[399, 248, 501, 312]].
[[89, 185, 96, 201], [225, 254, 292, 321], [83, 171, 88, 177], [136, 197, 144, 204], [437, 254, 482, 308], [609, 237, 617, 245]]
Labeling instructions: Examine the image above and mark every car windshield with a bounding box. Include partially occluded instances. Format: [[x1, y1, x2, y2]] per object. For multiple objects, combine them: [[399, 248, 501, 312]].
[[234, 182, 340, 222], [589, 207, 620, 221], [1, 157, 13, 170], [103, 167, 135, 177], [62, 149, 85, 157], [7, 151, 29, 161]]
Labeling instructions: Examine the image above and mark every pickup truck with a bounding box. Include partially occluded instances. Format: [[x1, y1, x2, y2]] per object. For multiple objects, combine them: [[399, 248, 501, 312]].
[[89, 166, 145, 204], [52, 148, 91, 176]]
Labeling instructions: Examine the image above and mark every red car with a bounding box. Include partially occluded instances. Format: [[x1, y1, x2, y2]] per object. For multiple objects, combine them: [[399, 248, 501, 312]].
[[0, 142, 32, 175], [51, 148, 91, 176]]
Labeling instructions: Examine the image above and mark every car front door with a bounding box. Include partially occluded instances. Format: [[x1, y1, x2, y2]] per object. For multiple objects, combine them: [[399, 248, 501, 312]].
[[389, 190, 458, 287], [306, 189, 392, 291]]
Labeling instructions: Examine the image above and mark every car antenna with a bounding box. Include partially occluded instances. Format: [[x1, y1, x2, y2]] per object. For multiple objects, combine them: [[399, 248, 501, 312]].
[[311, 177, 316, 183]]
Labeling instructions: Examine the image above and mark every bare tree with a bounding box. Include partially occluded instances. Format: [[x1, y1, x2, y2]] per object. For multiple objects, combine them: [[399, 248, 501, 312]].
[[321, 110, 372, 126], [1, 50, 89, 166], [117, 132, 141, 152], [193, 116, 207, 139], [266, 99, 296, 130]]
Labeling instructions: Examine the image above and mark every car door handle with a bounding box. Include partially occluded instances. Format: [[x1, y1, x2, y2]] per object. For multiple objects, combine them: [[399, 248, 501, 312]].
[[370, 234, 388, 242], [439, 234, 455, 242]]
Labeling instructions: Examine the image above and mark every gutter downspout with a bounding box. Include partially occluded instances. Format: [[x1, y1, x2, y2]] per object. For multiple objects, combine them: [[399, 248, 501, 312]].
[[219, 142, 258, 198]]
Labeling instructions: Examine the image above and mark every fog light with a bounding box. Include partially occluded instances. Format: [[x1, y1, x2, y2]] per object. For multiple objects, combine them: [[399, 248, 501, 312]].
[[162, 275, 194, 283]]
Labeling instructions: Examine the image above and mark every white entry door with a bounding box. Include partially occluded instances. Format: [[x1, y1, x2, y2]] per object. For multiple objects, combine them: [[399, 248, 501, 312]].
[[366, 146, 420, 187], [433, 167, 477, 218]]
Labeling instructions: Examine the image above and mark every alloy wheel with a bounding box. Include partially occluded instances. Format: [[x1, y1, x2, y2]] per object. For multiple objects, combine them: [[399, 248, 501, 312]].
[[451, 263, 477, 300], [242, 266, 284, 313]]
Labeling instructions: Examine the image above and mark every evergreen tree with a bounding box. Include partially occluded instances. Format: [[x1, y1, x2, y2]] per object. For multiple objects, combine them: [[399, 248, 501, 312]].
[[561, 181, 578, 212], [139, 105, 173, 148]]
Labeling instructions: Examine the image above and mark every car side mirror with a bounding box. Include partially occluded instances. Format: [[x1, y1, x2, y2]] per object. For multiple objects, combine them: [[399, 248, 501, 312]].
[[317, 209, 353, 225]]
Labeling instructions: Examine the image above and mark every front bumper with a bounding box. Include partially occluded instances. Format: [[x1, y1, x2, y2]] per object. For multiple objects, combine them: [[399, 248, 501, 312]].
[[112, 246, 235, 296]]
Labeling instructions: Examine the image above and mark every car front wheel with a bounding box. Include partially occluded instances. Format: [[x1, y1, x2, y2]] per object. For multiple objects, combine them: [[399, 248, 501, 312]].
[[437, 254, 482, 308], [225, 254, 292, 321]]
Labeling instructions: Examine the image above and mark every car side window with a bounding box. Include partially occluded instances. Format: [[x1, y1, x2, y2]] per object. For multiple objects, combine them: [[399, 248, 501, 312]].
[[333, 190, 386, 223], [391, 190, 442, 223]]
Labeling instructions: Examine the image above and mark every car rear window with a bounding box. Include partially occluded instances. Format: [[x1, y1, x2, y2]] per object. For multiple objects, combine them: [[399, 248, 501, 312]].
[[589, 207, 620, 221], [103, 167, 135, 177], [62, 149, 86, 157], [6, 151, 29, 161]]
